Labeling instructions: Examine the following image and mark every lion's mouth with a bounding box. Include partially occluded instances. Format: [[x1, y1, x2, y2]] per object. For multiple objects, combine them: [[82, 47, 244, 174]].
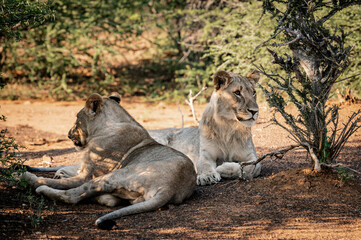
[[70, 138, 83, 147], [237, 116, 255, 122], [73, 140, 82, 147]]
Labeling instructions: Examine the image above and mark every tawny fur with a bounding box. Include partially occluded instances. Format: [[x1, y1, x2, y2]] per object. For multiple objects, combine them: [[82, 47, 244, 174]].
[[151, 70, 261, 185], [34, 70, 261, 186], [17, 93, 196, 227]]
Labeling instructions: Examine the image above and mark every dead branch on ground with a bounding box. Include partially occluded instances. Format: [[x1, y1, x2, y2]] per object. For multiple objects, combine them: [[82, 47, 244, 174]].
[[239, 144, 302, 169]]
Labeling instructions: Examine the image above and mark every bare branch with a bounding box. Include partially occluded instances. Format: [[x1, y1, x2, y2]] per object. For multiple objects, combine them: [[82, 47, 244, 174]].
[[178, 49, 191, 63], [272, 30, 302, 47], [318, 1, 361, 25], [320, 163, 361, 176], [185, 86, 207, 124], [255, 29, 283, 50], [239, 144, 302, 167], [334, 73, 360, 84]]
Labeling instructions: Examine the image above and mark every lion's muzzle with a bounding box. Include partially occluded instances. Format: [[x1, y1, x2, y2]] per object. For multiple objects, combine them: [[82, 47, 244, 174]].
[[68, 126, 83, 147]]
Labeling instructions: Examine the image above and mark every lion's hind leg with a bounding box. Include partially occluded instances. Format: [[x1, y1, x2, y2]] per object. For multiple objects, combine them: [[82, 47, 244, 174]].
[[36, 173, 120, 204], [95, 190, 171, 230], [36, 185, 81, 204]]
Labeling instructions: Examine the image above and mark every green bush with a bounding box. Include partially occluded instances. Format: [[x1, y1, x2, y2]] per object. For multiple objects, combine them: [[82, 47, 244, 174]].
[[327, 7, 361, 97], [1, 1, 360, 100], [257, 0, 361, 172], [175, 2, 276, 93], [0, 0, 54, 40], [1, 0, 191, 99]]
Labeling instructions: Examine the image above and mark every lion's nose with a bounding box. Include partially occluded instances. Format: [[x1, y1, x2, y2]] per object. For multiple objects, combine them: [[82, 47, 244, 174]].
[[68, 129, 73, 140], [248, 109, 258, 116]]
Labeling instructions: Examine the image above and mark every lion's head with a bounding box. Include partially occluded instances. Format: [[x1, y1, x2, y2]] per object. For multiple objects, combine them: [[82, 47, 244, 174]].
[[212, 70, 260, 127], [68, 93, 121, 150]]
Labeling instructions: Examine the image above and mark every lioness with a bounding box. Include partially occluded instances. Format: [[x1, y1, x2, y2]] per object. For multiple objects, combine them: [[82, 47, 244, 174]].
[[28, 70, 261, 185], [150, 70, 261, 185], [17, 93, 196, 229]]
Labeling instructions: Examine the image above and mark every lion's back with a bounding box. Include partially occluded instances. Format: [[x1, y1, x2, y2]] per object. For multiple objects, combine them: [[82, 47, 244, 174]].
[[149, 127, 200, 163]]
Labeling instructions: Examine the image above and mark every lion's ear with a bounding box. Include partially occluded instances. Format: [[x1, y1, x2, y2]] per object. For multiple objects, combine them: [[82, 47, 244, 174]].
[[109, 92, 121, 104], [247, 70, 260, 85], [85, 93, 104, 116], [213, 71, 231, 90]]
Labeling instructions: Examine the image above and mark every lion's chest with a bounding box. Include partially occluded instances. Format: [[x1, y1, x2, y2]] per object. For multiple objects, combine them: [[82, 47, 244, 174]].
[[213, 134, 256, 164]]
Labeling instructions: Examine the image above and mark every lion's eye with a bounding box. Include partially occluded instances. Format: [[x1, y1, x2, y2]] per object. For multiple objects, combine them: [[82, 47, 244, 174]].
[[234, 90, 241, 96]]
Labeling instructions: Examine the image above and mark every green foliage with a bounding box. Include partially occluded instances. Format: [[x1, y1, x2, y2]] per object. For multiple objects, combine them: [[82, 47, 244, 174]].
[[0, 116, 27, 185], [174, 2, 275, 95], [0, 0, 54, 229], [1, 0, 189, 99], [0, 0, 54, 40], [0, 114, 51, 228], [327, 7, 361, 97], [20, 191, 49, 228], [336, 167, 354, 182], [1, 0, 360, 100]]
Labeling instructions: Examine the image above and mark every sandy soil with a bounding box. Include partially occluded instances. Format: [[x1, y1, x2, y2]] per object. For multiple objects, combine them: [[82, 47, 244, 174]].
[[0, 99, 360, 239]]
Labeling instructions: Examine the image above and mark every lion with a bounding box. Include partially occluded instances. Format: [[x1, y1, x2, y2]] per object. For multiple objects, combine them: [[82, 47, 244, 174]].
[[150, 70, 261, 185], [17, 93, 196, 229], [28, 70, 261, 185]]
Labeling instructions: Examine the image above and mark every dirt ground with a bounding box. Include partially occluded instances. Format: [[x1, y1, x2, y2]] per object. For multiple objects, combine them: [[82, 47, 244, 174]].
[[0, 98, 361, 239]]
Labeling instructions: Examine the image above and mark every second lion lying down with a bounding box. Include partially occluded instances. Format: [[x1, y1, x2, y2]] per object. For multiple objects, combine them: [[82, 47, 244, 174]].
[[18, 93, 196, 229]]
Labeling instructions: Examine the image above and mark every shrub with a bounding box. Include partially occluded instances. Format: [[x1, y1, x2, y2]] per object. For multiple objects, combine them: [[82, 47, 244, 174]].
[[257, 0, 361, 171]]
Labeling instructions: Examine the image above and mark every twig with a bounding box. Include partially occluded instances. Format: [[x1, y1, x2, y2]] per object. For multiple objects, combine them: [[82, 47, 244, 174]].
[[176, 102, 184, 129], [334, 73, 360, 84], [239, 144, 302, 168], [185, 86, 207, 124], [255, 29, 283, 50], [179, 49, 191, 63], [239, 144, 302, 178], [320, 163, 361, 176], [272, 31, 302, 47]]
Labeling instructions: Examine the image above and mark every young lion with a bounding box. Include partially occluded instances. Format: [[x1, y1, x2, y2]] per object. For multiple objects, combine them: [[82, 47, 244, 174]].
[[17, 93, 196, 229], [149, 70, 261, 185]]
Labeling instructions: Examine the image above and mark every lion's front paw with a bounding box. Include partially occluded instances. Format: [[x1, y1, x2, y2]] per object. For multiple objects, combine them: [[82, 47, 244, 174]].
[[196, 171, 221, 185]]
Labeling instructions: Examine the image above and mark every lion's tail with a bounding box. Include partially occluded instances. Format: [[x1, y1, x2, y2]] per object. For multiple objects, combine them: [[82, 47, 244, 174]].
[[95, 190, 171, 229], [23, 165, 65, 172]]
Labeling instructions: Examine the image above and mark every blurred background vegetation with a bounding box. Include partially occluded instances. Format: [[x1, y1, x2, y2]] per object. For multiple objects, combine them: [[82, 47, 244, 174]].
[[1, 0, 360, 101]]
